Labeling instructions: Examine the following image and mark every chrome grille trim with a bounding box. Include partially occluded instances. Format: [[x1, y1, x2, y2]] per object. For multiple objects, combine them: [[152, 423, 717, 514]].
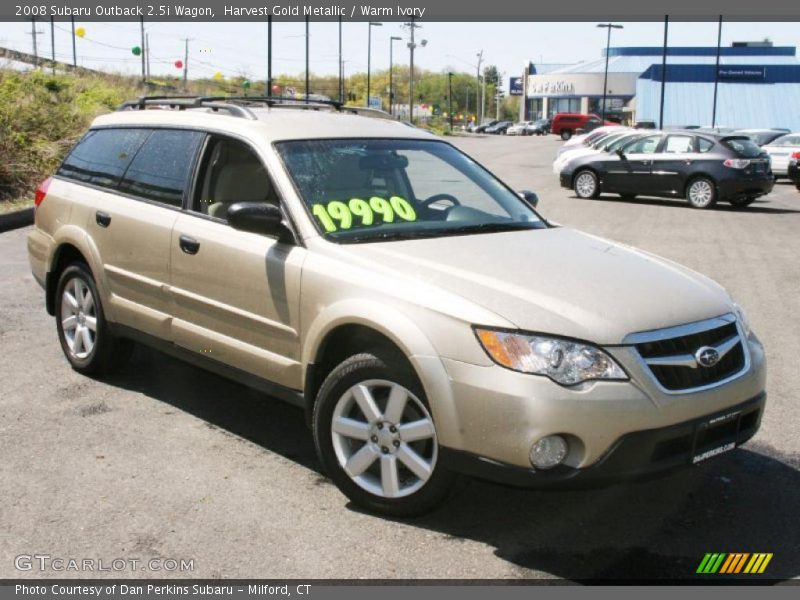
[[624, 313, 750, 395]]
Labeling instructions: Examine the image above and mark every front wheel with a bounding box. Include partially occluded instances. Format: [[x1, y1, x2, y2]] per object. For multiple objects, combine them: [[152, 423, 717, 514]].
[[574, 170, 600, 199], [686, 177, 717, 209], [55, 263, 132, 375], [561, 129, 572, 141], [312, 352, 454, 516], [729, 196, 756, 208]]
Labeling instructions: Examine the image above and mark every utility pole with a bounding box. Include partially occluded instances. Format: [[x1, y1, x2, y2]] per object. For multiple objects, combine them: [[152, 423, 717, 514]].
[[139, 16, 146, 83], [366, 22, 382, 107], [50, 16, 55, 74], [28, 18, 43, 67], [267, 15, 273, 96], [447, 72, 453, 130], [183, 38, 189, 90], [305, 16, 309, 103], [389, 36, 401, 116], [70, 16, 77, 67], [145, 33, 151, 80], [404, 19, 424, 123], [712, 15, 723, 127], [597, 23, 623, 121], [338, 16, 343, 103], [476, 50, 484, 124], [659, 16, 669, 129]]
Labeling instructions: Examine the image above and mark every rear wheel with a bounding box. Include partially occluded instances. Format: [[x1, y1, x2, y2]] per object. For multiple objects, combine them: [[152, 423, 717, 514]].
[[729, 196, 756, 208], [574, 170, 600, 199], [561, 129, 573, 141], [55, 263, 132, 375], [313, 352, 454, 516], [686, 177, 717, 209]]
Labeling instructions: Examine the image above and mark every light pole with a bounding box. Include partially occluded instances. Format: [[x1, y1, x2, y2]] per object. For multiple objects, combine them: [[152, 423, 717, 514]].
[[389, 36, 401, 116], [597, 23, 623, 121], [367, 21, 382, 107], [476, 50, 484, 124], [711, 15, 723, 127]]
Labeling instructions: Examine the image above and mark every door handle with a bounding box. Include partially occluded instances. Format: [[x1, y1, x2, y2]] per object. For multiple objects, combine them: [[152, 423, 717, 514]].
[[95, 211, 111, 227], [179, 235, 200, 255]]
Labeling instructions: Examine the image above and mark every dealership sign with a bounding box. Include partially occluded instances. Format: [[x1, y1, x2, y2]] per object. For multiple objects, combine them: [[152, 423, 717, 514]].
[[509, 77, 524, 96], [529, 80, 576, 94], [718, 67, 766, 80]]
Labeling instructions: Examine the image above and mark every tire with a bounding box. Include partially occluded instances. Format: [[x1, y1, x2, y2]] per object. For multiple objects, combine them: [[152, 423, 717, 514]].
[[686, 177, 717, 209], [574, 170, 600, 199], [55, 263, 132, 375], [729, 197, 756, 208], [312, 352, 455, 517], [561, 129, 573, 141]]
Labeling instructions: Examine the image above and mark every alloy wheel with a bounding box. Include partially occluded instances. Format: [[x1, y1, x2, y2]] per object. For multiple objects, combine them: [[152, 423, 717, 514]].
[[330, 379, 437, 499], [575, 172, 597, 198], [60, 277, 97, 359], [688, 180, 714, 208]]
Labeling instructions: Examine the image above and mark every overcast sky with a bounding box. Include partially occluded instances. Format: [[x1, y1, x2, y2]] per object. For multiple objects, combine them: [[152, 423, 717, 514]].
[[1, 20, 798, 86]]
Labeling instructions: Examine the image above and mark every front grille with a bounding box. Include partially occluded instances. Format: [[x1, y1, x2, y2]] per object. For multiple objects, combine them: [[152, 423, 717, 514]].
[[635, 320, 746, 392]]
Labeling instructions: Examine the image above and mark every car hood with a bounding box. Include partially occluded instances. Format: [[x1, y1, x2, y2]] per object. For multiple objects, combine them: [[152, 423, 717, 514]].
[[336, 227, 733, 345]]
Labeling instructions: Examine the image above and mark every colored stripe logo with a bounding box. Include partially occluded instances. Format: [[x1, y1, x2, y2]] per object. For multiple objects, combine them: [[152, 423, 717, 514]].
[[696, 553, 773, 574]]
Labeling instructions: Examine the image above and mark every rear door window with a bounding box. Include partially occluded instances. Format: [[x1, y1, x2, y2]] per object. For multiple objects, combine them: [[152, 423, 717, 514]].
[[663, 135, 695, 154], [118, 129, 204, 207], [57, 128, 149, 188]]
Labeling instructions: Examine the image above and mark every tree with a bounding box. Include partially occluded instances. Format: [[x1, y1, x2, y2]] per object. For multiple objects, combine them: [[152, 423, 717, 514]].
[[483, 65, 500, 88]]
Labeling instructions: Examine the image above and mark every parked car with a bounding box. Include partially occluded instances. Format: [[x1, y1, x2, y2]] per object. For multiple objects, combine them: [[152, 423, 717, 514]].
[[28, 97, 766, 516], [762, 133, 800, 178], [556, 125, 624, 156], [634, 121, 657, 129], [525, 118, 550, 136], [732, 129, 790, 147], [471, 119, 498, 133], [789, 153, 800, 190], [552, 130, 639, 175], [560, 131, 774, 209], [506, 121, 533, 136], [551, 113, 610, 140], [485, 120, 513, 134]]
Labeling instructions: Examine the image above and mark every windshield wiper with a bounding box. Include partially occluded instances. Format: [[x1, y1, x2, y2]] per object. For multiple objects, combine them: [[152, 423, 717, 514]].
[[433, 222, 541, 237], [338, 222, 542, 244]]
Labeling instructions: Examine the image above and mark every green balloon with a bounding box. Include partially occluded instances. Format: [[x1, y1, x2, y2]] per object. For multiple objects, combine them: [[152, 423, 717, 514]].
[[131, 46, 142, 56], [243, 79, 251, 89]]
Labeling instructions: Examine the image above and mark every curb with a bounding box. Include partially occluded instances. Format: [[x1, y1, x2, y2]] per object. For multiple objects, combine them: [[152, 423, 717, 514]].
[[0, 207, 34, 234]]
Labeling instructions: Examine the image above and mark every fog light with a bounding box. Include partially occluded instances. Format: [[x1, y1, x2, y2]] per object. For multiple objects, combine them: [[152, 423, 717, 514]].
[[530, 435, 568, 469]]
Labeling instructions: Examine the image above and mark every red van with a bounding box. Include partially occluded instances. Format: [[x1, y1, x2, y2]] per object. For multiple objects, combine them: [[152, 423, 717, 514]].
[[551, 113, 610, 140]]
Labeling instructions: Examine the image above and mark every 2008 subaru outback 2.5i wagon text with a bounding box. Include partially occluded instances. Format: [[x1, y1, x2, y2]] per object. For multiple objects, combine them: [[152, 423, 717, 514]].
[[28, 96, 766, 516]]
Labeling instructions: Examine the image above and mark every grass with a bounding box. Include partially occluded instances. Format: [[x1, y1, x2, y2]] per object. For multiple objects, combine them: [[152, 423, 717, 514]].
[[0, 197, 33, 214]]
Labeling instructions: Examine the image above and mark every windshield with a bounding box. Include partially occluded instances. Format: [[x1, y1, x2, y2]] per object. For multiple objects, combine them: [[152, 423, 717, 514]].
[[275, 139, 546, 243]]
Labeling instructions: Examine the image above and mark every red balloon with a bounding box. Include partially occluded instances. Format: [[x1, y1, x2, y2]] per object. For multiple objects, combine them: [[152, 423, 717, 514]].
[[174, 60, 183, 69]]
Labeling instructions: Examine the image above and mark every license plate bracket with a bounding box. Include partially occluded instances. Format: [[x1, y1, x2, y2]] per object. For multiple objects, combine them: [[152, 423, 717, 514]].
[[691, 410, 741, 465]]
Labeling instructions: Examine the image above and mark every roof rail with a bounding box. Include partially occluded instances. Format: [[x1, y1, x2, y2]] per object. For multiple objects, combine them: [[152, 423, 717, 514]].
[[117, 96, 257, 120], [116, 95, 399, 122]]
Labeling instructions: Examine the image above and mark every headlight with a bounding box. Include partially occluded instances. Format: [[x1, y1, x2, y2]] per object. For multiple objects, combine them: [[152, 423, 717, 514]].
[[733, 303, 752, 337], [475, 328, 628, 385]]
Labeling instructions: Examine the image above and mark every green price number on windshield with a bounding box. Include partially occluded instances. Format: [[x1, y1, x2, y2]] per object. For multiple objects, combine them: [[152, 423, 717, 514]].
[[312, 196, 417, 233]]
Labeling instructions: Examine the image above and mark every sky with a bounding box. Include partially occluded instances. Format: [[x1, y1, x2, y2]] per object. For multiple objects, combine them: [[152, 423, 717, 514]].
[[1, 20, 799, 88]]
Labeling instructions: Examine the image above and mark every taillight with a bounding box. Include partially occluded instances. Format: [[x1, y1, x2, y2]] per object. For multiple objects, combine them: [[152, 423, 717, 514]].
[[723, 159, 751, 169], [34, 177, 52, 209], [791, 151, 800, 160]]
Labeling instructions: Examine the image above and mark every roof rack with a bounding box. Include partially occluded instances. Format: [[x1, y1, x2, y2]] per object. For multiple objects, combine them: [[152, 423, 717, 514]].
[[116, 95, 398, 121]]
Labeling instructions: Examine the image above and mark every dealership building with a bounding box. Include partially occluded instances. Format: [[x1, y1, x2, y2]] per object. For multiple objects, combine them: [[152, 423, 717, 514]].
[[518, 43, 800, 130]]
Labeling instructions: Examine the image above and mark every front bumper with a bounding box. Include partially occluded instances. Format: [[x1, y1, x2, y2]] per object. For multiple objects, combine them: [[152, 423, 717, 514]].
[[718, 173, 774, 200], [440, 392, 765, 488], [559, 171, 573, 188]]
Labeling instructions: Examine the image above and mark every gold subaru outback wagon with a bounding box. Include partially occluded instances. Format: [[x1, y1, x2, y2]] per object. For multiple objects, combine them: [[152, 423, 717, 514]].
[[27, 97, 766, 515]]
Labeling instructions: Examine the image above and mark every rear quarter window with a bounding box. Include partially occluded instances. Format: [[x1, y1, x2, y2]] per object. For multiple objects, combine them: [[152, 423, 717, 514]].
[[58, 128, 149, 188], [723, 137, 763, 158]]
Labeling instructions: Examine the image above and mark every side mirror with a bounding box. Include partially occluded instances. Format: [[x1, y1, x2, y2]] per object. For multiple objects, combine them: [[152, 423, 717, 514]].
[[227, 202, 294, 243], [616, 149, 626, 160], [518, 190, 539, 207]]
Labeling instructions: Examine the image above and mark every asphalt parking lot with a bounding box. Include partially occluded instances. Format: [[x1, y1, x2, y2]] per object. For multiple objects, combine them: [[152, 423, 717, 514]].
[[1, 134, 798, 581]]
